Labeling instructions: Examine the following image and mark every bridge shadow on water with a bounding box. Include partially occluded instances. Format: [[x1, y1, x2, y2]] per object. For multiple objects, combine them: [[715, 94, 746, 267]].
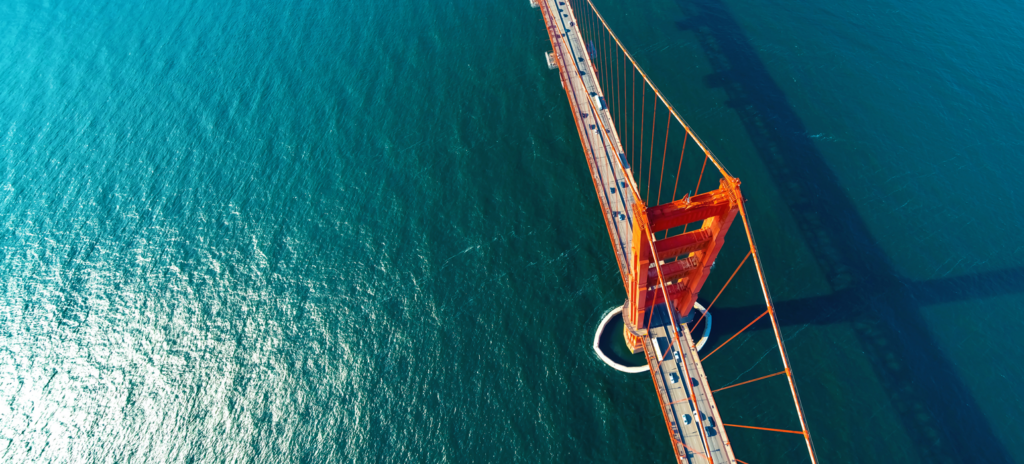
[[672, 0, 1019, 461]]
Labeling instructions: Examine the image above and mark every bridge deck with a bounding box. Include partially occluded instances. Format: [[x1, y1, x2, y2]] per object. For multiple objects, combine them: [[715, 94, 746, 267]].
[[542, 0, 635, 279], [645, 306, 735, 464], [540, 1, 737, 462]]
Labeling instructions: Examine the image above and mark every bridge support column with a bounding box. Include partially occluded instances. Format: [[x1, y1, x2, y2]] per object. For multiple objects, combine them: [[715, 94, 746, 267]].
[[625, 178, 742, 353]]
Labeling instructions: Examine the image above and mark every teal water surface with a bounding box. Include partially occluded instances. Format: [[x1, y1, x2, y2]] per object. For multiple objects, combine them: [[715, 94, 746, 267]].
[[2, 0, 1022, 462]]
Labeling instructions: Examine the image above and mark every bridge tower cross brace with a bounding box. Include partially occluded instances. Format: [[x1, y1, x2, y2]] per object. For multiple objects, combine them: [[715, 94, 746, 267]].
[[623, 177, 742, 353]]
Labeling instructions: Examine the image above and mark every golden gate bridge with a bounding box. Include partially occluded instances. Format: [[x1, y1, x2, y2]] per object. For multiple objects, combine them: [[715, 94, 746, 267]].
[[533, 0, 818, 462]]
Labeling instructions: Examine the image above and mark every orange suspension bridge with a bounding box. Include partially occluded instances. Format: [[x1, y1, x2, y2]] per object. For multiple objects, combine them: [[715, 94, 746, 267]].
[[532, 0, 818, 462]]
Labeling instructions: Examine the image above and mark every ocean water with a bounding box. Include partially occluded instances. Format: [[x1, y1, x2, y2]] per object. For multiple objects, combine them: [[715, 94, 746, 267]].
[[1, 0, 1022, 462]]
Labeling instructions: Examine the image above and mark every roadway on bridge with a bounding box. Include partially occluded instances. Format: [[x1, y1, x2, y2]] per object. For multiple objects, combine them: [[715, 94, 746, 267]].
[[542, 0, 636, 279], [645, 305, 734, 464]]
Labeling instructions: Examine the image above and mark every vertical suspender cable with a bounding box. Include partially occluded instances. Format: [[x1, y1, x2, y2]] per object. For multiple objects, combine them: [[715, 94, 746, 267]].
[[665, 132, 688, 238], [620, 48, 628, 157], [600, 16, 607, 83], [683, 153, 708, 234], [610, 44, 618, 135], [598, 13, 604, 81], [626, 66, 634, 166], [573, 1, 580, 41], [593, 8, 599, 69], [616, 46, 622, 138], [581, 3, 589, 45], [585, 8, 593, 73], [694, 154, 709, 196], [620, 50, 626, 146], [574, 1, 580, 40], [611, 32, 618, 135], [602, 25, 610, 98], [670, 134, 688, 203], [601, 21, 608, 87], [609, 28, 616, 129], [583, 0, 588, 37], [593, 13, 599, 77], [606, 26, 612, 100], [581, 5, 588, 64], [615, 45, 621, 137], [584, 2, 590, 43], [656, 117, 671, 205], [590, 8, 597, 76], [591, 7, 597, 59], [602, 27, 610, 110], [609, 34, 615, 133], [631, 67, 636, 168], [638, 85, 646, 189], [646, 99, 657, 203]]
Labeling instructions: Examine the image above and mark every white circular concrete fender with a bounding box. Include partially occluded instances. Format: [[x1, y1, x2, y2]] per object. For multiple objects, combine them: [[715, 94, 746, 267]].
[[593, 303, 711, 373]]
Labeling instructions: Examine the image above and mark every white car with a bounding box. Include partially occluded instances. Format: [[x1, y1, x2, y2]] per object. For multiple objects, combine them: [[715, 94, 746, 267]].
[[669, 372, 680, 384]]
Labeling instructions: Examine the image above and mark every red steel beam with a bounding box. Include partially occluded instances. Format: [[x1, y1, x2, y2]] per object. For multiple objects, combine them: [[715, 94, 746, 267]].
[[647, 189, 732, 233], [654, 228, 712, 261]]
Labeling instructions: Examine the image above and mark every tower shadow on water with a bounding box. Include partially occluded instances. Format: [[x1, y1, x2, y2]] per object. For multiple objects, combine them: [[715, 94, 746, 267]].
[[673, 0, 1019, 462]]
